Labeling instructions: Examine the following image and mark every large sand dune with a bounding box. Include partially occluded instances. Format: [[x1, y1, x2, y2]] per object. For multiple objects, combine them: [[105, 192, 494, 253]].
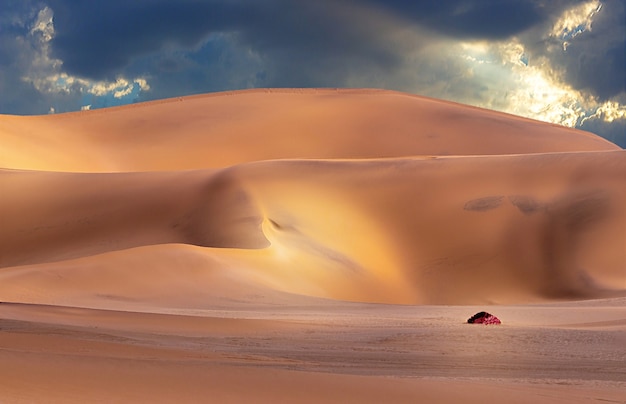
[[0, 89, 624, 402], [0, 89, 617, 172]]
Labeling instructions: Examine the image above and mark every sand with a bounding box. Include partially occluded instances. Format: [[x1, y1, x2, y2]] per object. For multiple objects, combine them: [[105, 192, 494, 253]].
[[0, 88, 624, 403]]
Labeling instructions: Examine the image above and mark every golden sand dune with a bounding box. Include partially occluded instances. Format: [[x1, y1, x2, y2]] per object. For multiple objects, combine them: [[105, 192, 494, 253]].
[[1, 152, 624, 305], [0, 89, 624, 402], [0, 89, 617, 172]]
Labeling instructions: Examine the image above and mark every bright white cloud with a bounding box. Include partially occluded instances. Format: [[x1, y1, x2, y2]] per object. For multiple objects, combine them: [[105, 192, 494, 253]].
[[87, 77, 150, 98], [29, 6, 54, 42], [21, 6, 150, 111], [550, 0, 602, 50], [581, 100, 626, 124]]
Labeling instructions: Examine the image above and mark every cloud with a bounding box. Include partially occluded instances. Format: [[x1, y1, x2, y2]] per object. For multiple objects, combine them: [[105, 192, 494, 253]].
[[130, 33, 266, 101], [45, 0, 410, 82], [46, 0, 238, 79], [0, 0, 75, 114], [40, 0, 621, 108], [362, 0, 555, 39], [560, 0, 625, 100], [0, 2, 151, 114], [582, 119, 626, 148], [579, 94, 626, 147], [43, 0, 586, 82], [524, 0, 625, 101]]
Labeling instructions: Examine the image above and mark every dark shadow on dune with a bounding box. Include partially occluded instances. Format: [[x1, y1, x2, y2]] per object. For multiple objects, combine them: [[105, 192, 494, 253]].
[[508, 195, 543, 215], [179, 171, 270, 249], [0, 169, 269, 269], [539, 189, 612, 298], [464, 196, 504, 212]]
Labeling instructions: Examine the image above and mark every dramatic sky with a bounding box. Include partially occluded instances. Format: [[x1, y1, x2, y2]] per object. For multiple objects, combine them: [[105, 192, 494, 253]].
[[1, 0, 624, 146]]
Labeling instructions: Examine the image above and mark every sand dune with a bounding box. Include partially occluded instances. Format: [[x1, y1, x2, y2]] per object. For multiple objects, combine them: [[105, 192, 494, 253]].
[[0, 89, 618, 172], [0, 89, 624, 402], [1, 151, 624, 304]]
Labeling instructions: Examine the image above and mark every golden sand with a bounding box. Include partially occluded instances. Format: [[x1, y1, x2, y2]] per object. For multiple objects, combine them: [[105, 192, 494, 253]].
[[0, 89, 624, 402]]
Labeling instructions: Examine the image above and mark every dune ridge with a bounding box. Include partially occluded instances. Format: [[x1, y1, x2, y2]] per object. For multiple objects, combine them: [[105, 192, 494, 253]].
[[1, 149, 624, 305], [0, 89, 618, 172], [0, 89, 624, 306]]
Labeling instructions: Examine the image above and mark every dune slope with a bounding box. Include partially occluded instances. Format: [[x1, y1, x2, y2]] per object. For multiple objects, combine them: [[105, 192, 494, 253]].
[[1, 152, 624, 305], [0, 89, 624, 306]]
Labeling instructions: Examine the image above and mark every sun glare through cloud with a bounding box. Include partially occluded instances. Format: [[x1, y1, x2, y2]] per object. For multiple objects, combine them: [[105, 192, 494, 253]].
[[458, 0, 625, 132]]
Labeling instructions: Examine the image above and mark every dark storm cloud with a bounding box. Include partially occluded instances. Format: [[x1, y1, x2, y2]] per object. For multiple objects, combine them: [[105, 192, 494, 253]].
[[45, 0, 586, 81], [558, 0, 625, 100], [46, 0, 240, 79], [45, 0, 401, 81], [581, 117, 626, 148], [363, 0, 552, 39], [522, 0, 625, 101]]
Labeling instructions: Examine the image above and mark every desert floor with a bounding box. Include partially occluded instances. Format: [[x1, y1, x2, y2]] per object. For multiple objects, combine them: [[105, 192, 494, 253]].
[[0, 298, 624, 403]]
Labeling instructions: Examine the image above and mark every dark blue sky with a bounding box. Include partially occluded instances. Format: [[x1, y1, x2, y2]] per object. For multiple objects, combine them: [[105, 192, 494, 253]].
[[1, 0, 624, 146]]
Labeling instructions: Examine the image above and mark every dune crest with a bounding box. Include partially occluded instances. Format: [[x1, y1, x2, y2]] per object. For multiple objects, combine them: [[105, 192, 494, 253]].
[[0, 88, 618, 172]]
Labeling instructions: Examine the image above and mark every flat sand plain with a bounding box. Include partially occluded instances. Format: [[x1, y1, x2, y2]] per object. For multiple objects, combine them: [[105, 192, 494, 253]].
[[0, 299, 624, 403], [0, 89, 624, 403]]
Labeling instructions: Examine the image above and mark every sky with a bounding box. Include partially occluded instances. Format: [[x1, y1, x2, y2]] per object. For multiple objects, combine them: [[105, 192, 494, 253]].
[[1, 0, 624, 146]]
